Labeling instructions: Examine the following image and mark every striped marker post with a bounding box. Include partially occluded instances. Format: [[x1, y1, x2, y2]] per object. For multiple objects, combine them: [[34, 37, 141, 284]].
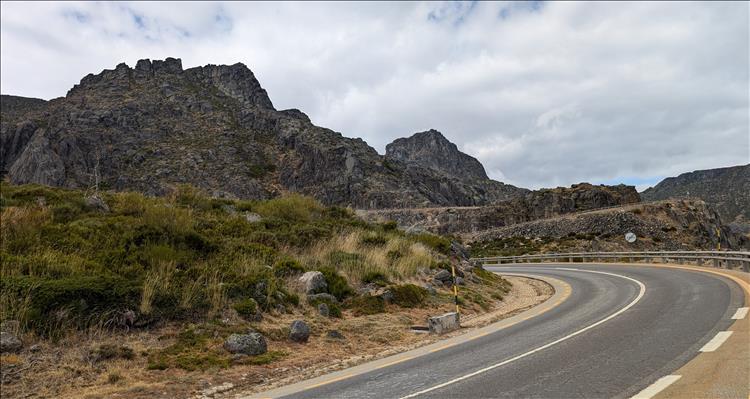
[[451, 262, 460, 318]]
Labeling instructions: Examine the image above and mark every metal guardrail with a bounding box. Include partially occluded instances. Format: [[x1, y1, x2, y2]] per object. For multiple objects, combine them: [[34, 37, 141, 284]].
[[473, 251, 750, 273]]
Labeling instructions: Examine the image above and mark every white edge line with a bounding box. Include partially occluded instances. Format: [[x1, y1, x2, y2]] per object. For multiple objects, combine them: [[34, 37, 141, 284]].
[[699, 331, 733, 352], [398, 269, 647, 399], [731, 307, 748, 320], [630, 375, 682, 399]]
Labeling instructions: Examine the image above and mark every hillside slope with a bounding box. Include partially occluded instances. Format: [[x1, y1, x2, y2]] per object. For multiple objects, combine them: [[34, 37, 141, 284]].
[[0, 58, 526, 209], [641, 164, 749, 232]]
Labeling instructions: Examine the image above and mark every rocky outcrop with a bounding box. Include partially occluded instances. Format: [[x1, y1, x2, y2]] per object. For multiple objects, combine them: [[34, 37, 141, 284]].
[[386, 129, 488, 180], [360, 183, 641, 236], [641, 164, 750, 233], [471, 200, 749, 251], [1, 58, 527, 208]]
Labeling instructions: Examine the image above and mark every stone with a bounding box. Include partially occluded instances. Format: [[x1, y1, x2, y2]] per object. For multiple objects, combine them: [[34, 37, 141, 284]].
[[85, 195, 110, 212], [421, 284, 437, 296], [434, 269, 453, 283], [455, 277, 465, 286], [299, 271, 327, 294], [244, 212, 262, 223], [317, 303, 330, 317], [379, 289, 394, 303], [223, 332, 267, 355], [289, 320, 311, 343], [326, 330, 344, 339], [428, 312, 460, 335], [0, 331, 22, 353]]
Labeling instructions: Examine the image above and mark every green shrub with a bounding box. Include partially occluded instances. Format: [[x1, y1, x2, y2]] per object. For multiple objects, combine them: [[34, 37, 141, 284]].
[[381, 221, 398, 231], [361, 271, 390, 286], [273, 259, 305, 277], [232, 298, 258, 319], [347, 295, 385, 316], [318, 266, 354, 300], [413, 233, 451, 254], [360, 232, 388, 247], [390, 284, 427, 308], [308, 296, 342, 318], [93, 344, 135, 361], [254, 194, 322, 223]]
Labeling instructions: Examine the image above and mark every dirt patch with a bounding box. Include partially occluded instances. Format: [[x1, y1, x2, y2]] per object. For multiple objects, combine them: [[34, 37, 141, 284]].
[[0, 277, 552, 399]]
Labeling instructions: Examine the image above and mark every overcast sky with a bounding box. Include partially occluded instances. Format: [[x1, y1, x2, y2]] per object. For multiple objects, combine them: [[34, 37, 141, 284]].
[[1, 1, 748, 190]]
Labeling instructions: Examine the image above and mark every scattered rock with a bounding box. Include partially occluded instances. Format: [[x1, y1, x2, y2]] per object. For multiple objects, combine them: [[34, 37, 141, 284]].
[[223, 332, 267, 355], [85, 195, 110, 212], [244, 212, 262, 223], [199, 382, 235, 398], [450, 241, 470, 260], [317, 303, 330, 317], [421, 284, 437, 296], [299, 271, 327, 294], [431, 279, 444, 288], [326, 330, 345, 339], [434, 269, 453, 283], [455, 277, 465, 286], [289, 320, 310, 343], [0, 320, 20, 334], [0, 331, 22, 353]]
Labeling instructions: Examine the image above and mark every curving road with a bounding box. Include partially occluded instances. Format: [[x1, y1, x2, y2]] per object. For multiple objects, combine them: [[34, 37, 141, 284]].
[[253, 264, 746, 399]]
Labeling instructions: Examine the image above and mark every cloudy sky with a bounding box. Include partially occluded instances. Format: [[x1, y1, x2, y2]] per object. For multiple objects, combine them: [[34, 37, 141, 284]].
[[1, 1, 748, 190]]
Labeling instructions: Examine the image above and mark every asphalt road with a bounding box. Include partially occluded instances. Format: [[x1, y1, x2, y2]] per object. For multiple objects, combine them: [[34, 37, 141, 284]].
[[270, 264, 744, 399]]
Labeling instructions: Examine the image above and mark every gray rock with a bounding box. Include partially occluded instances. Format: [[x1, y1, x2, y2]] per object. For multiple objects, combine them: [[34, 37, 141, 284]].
[[289, 320, 310, 343], [223, 332, 267, 355], [244, 212, 262, 223], [85, 195, 110, 212], [428, 312, 460, 335], [317, 303, 330, 317], [326, 330, 344, 339], [421, 284, 437, 296], [456, 277, 465, 286], [379, 289, 394, 303], [434, 269, 453, 283], [0, 331, 22, 353], [299, 271, 327, 294]]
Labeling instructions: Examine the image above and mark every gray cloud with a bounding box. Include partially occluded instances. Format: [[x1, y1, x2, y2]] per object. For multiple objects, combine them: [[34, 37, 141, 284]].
[[1, 1, 747, 190]]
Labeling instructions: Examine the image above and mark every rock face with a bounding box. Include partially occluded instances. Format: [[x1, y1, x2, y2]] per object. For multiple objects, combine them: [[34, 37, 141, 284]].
[[360, 183, 641, 236], [641, 164, 750, 233], [472, 200, 749, 251], [0, 58, 527, 208], [223, 332, 267, 355], [386, 129, 488, 180]]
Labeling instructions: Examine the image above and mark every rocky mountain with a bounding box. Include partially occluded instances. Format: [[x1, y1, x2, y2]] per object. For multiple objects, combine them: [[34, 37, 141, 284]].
[[0, 58, 528, 209], [360, 182, 641, 236], [641, 164, 750, 232]]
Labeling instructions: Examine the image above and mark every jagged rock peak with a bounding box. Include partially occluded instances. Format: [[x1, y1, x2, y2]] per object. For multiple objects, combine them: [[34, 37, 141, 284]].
[[385, 129, 489, 181]]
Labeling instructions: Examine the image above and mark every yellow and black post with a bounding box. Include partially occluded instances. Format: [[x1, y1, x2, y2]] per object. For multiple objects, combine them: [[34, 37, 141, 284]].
[[716, 227, 721, 251], [451, 262, 460, 318]]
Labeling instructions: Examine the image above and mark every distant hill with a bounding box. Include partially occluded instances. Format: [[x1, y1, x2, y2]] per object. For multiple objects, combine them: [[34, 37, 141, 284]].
[[641, 164, 750, 232], [0, 58, 528, 209]]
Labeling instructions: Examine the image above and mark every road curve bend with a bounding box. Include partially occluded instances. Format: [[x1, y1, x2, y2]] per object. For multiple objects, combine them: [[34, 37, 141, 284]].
[[251, 264, 746, 399]]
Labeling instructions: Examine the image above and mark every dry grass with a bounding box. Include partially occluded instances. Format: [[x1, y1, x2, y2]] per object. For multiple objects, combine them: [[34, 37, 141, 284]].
[[140, 261, 177, 315]]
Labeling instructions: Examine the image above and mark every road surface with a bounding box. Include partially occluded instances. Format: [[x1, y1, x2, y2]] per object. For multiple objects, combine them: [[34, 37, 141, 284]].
[[253, 264, 747, 399]]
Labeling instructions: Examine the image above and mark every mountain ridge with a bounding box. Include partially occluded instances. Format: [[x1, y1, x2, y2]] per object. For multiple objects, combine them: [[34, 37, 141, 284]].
[[0, 57, 528, 208]]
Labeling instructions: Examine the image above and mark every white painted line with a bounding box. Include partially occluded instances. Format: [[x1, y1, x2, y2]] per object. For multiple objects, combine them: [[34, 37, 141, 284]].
[[699, 331, 733, 352], [399, 269, 647, 399], [731, 307, 748, 320], [630, 375, 682, 399]]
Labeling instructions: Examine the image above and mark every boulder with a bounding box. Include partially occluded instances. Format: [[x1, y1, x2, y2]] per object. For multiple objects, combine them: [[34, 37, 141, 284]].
[[289, 320, 311, 343], [299, 271, 327, 294], [428, 312, 460, 335], [223, 332, 267, 355], [434, 269, 453, 283], [0, 331, 22, 353], [317, 303, 330, 317], [455, 277, 465, 286]]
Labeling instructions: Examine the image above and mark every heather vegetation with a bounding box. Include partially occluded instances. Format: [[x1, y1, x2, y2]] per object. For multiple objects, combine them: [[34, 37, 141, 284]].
[[0, 183, 459, 338]]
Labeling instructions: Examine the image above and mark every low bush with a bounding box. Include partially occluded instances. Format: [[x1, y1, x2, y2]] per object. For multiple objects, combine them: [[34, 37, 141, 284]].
[[232, 298, 258, 319], [390, 284, 427, 308], [347, 295, 385, 316], [361, 271, 390, 286], [360, 232, 388, 247], [318, 266, 354, 300], [273, 259, 305, 277], [307, 296, 342, 318], [413, 233, 451, 254]]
